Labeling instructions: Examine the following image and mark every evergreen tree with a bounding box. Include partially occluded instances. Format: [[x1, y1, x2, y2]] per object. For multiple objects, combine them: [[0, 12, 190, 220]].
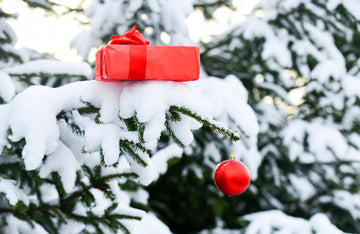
[[0, 2, 90, 92], [201, 0, 360, 233]]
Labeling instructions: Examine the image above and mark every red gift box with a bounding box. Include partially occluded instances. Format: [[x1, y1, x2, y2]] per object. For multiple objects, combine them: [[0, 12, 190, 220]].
[[95, 26, 200, 82]]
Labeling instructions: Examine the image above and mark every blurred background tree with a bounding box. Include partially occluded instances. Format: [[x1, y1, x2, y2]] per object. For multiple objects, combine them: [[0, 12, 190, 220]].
[[201, 1, 360, 232]]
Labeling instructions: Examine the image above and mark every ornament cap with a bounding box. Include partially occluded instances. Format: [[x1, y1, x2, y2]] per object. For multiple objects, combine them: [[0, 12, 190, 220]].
[[230, 153, 236, 160]]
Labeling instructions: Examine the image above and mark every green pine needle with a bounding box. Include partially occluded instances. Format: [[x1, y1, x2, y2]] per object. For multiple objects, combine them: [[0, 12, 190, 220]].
[[52, 172, 66, 198], [119, 140, 147, 167], [165, 118, 186, 148], [169, 106, 240, 142]]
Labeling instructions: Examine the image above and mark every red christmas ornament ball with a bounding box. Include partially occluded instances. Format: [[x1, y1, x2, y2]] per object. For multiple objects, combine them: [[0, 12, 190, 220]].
[[214, 158, 251, 196]]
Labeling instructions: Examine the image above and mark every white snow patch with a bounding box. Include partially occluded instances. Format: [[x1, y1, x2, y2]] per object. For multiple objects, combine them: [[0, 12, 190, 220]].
[[343, 0, 360, 19], [151, 144, 183, 180], [0, 178, 29, 206], [310, 213, 344, 234], [39, 142, 80, 193], [58, 220, 85, 234], [2, 59, 92, 77], [3, 215, 48, 234], [89, 188, 111, 216], [307, 122, 347, 162], [0, 71, 16, 102], [244, 210, 312, 234], [39, 183, 59, 204], [289, 174, 316, 201], [138, 212, 172, 234], [333, 190, 360, 219]]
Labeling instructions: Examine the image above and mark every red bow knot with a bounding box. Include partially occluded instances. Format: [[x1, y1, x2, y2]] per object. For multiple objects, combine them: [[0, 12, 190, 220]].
[[110, 25, 150, 45]]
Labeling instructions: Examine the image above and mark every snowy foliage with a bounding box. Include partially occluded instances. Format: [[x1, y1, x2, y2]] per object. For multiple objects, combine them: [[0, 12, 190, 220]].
[[71, 0, 195, 59], [201, 0, 360, 233], [0, 78, 244, 233], [244, 210, 344, 234]]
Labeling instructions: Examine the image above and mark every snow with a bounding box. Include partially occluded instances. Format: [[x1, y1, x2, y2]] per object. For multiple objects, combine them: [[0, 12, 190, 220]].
[[39, 142, 80, 193], [118, 81, 211, 149], [128, 188, 149, 204], [239, 17, 273, 40], [0, 19, 17, 45], [0, 178, 29, 206], [281, 119, 348, 163], [127, 150, 154, 186], [305, 23, 345, 63], [3, 215, 48, 234], [289, 174, 315, 201], [89, 188, 111, 216], [235, 17, 292, 69], [244, 210, 312, 234], [168, 114, 201, 146], [333, 190, 360, 219], [39, 183, 59, 204], [137, 212, 171, 234], [2, 59, 92, 77], [327, 0, 342, 10], [0, 71, 16, 102], [83, 121, 122, 165], [343, 0, 360, 19], [280, 119, 307, 161], [160, 0, 194, 45], [310, 213, 344, 234], [0, 104, 9, 157], [244, 210, 344, 234], [195, 75, 258, 137], [262, 35, 292, 68], [307, 122, 347, 162], [6, 85, 62, 170], [107, 179, 131, 204], [204, 142, 222, 165], [147, 0, 161, 13], [311, 60, 344, 83], [119, 81, 210, 122], [257, 82, 293, 105], [343, 75, 360, 98], [58, 220, 85, 234], [151, 143, 183, 180], [114, 203, 146, 218], [257, 100, 286, 129]]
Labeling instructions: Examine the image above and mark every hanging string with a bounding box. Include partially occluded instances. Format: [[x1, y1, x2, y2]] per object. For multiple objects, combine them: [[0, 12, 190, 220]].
[[230, 141, 235, 160], [230, 131, 237, 160]]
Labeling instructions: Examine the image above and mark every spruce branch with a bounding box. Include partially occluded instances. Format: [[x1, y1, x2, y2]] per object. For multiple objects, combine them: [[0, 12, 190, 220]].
[[78, 99, 101, 116], [169, 106, 240, 142], [0, 172, 138, 214], [119, 114, 146, 143], [119, 140, 148, 167], [165, 113, 186, 148]]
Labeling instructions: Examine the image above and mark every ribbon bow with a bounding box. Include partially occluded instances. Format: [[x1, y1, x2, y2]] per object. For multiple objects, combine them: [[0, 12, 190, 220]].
[[110, 25, 150, 45]]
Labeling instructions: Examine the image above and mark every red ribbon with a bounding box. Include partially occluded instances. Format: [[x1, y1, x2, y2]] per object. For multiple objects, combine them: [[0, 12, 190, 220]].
[[110, 25, 150, 45], [110, 25, 149, 79]]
